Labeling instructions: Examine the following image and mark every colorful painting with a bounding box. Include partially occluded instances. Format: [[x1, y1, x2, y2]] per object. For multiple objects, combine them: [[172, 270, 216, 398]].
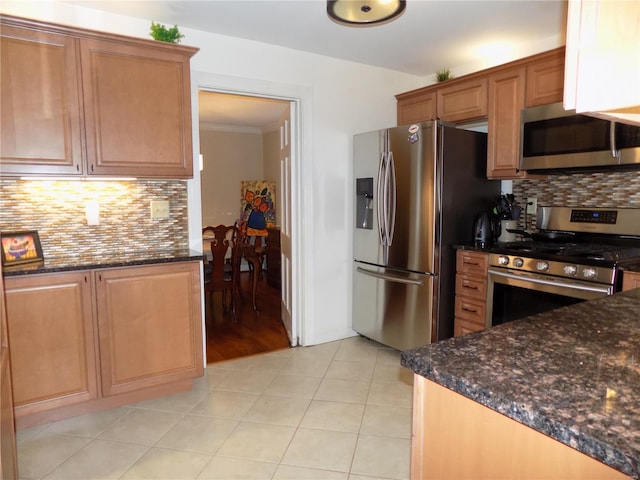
[[1, 230, 44, 266], [240, 181, 276, 236]]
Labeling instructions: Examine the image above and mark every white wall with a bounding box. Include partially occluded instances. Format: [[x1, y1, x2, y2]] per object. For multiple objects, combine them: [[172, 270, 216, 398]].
[[3, 0, 423, 346], [199, 129, 263, 227]]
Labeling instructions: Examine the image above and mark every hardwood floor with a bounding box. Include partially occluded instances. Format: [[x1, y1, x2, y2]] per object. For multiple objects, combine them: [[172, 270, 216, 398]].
[[204, 270, 291, 364]]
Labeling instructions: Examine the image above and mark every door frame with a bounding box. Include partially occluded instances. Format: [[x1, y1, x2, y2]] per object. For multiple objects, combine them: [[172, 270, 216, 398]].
[[188, 71, 312, 351]]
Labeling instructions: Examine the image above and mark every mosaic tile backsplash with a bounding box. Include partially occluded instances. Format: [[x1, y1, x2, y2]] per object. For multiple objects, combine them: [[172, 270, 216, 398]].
[[0, 179, 189, 261], [512, 170, 640, 231]]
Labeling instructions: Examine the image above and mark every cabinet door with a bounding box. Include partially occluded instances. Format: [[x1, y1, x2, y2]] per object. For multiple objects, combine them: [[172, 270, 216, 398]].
[[4, 272, 97, 417], [622, 271, 640, 291], [96, 263, 203, 396], [80, 39, 194, 177], [397, 91, 436, 124], [436, 78, 488, 123], [0, 23, 84, 175], [564, 0, 640, 125], [487, 67, 526, 179], [0, 272, 17, 479], [525, 52, 565, 107]]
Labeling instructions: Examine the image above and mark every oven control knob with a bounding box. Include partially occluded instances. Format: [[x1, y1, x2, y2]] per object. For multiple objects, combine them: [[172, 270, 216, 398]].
[[513, 258, 524, 268], [583, 267, 597, 279], [498, 256, 510, 266], [563, 265, 578, 276], [536, 261, 549, 272]]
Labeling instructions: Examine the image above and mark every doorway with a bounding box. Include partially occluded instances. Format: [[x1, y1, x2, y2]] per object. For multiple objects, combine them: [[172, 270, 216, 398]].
[[198, 90, 294, 361]]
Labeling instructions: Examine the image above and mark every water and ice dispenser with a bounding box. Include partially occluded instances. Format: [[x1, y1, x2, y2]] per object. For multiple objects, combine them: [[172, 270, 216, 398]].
[[356, 177, 374, 229]]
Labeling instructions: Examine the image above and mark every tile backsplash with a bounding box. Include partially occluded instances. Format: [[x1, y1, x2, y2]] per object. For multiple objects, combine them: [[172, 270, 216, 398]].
[[0, 179, 189, 260], [512, 170, 640, 231]]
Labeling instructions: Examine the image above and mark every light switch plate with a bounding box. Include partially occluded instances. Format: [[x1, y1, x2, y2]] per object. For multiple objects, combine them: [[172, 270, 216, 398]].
[[150, 200, 170, 219]]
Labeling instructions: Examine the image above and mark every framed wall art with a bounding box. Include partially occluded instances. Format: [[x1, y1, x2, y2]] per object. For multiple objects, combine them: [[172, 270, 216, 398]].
[[0, 230, 44, 266], [240, 181, 276, 236]]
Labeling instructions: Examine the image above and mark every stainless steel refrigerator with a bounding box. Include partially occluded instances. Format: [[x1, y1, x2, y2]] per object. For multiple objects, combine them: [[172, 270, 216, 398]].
[[353, 121, 499, 350]]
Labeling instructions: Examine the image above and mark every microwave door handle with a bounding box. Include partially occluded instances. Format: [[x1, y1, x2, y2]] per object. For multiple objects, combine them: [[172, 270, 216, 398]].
[[610, 121, 620, 160]]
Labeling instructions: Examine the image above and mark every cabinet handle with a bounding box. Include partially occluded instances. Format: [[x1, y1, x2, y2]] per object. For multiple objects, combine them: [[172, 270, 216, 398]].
[[462, 281, 478, 290], [76, 164, 80, 172], [98, 274, 102, 282], [463, 260, 479, 266], [462, 306, 478, 313]]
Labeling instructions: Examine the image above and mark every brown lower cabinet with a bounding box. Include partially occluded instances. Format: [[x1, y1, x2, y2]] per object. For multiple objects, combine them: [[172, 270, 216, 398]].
[[622, 271, 640, 291], [411, 376, 630, 480], [1, 272, 17, 479], [453, 250, 489, 336], [4, 261, 203, 428]]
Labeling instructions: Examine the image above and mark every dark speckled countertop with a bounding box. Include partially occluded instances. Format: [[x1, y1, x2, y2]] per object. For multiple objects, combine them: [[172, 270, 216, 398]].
[[401, 289, 640, 479], [2, 248, 203, 276]]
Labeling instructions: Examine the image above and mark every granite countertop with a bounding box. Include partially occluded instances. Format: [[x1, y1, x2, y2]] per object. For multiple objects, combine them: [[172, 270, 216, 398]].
[[401, 289, 640, 479], [2, 248, 203, 276]]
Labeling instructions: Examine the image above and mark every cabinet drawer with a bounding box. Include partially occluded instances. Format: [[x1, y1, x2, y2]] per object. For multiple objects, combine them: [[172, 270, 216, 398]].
[[454, 316, 485, 337], [455, 274, 487, 301], [622, 271, 640, 291], [456, 250, 489, 276], [455, 296, 486, 325]]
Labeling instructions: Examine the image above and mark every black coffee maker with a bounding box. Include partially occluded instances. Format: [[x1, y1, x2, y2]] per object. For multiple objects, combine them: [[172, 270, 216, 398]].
[[473, 212, 500, 248]]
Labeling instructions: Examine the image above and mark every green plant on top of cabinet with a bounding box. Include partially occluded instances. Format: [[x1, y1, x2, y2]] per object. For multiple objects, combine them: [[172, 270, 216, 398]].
[[0, 15, 198, 178]]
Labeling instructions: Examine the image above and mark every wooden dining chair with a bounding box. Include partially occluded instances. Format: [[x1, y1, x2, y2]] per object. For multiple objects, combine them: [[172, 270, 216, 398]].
[[234, 220, 264, 312], [203, 224, 238, 320]]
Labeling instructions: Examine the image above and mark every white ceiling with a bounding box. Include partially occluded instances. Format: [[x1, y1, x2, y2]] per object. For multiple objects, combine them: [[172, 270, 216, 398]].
[[67, 0, 568, 128]]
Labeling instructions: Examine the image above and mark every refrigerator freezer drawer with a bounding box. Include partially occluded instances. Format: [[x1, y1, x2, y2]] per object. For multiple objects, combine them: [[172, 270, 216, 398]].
[[353, 262, 435, 351]]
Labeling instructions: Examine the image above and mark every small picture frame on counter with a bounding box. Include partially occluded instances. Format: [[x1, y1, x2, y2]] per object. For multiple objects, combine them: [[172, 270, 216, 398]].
[[0, 230, 44, 267]]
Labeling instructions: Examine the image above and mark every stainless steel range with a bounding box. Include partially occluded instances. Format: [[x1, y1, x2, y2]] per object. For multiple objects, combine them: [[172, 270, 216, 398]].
[[486, 206, 640, 327]]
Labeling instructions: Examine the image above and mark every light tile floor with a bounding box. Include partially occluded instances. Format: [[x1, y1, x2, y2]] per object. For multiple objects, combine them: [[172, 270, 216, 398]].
[[16, 336, 414, 480]]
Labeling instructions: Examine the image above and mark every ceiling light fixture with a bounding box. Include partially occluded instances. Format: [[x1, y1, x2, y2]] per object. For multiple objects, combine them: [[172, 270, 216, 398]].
[[327, 0, 406, 26]]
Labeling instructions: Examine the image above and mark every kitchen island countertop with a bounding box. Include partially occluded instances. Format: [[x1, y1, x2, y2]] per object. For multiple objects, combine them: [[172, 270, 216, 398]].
[[401, 288, 640, 479], [2, 248, 203, 276]]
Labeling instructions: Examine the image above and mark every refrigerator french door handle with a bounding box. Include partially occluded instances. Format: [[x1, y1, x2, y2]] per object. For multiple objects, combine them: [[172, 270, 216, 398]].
[[377, 151, 387, 247], [387, 151, 396, 246], [356, 266, 427, 286]]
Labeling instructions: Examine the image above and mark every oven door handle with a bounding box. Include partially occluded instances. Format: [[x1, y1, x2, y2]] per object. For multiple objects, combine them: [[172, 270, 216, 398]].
[[488, 268, 614, 296]]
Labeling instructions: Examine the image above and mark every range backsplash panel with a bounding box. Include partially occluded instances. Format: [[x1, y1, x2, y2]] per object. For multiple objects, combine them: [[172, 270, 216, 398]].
[[512, 171, 640, 231], [0, 179, 188, 261]]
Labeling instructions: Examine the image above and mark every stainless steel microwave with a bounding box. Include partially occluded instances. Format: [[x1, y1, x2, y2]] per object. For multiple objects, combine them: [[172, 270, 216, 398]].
[[519, 102, 640, 173]]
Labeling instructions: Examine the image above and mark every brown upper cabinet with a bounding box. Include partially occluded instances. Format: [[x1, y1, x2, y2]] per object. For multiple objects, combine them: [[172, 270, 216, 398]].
[[487, 66, 526, 179], [0, 15, 198, 178], [436, 78, 488, 123], [396, 47, 565, 179], [525, 52, 565, 107], [397, 91, 436, 125]]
